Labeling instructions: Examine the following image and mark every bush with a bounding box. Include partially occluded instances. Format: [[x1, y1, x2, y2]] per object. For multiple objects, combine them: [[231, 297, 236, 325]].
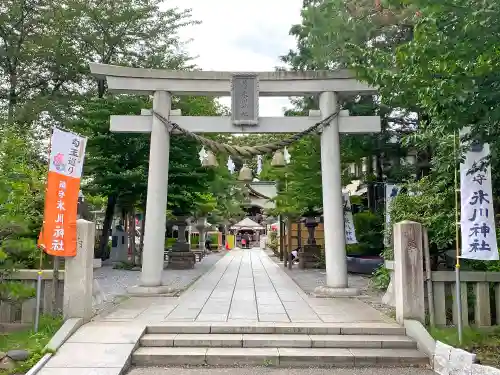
[[371, 265, 391, 290], [387, 177, 455, 252], [165, 237, 176, 249], [346, 211, 384, 256], [267, 231, 279, 256]]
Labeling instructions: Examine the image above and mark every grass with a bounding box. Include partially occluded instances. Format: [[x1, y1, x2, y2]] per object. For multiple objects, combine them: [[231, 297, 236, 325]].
[[430, 326, 500, 368], [0, 314, 62, 374]]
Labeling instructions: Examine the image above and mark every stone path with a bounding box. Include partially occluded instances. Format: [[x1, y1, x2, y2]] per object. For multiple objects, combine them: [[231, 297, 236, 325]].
[[39, 248, 404, 375], [266, 251, 396, 319], [97, 248, 391, 324]]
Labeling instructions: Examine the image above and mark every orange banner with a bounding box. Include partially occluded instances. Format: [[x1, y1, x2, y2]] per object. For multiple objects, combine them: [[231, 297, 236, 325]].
[[38, 128, 86, 257]]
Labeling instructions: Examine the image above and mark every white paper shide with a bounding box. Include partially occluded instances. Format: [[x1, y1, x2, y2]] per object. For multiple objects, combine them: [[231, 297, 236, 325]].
[[343, 193, 357, 244], [460, 139, 498, 260]]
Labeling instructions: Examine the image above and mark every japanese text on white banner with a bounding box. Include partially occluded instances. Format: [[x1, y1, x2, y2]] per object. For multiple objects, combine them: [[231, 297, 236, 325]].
[[460, 138, 498, 260], [343, 193, 358, 244]]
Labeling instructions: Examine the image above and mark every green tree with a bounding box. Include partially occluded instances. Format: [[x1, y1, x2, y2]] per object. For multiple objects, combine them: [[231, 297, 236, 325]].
[[278, 0, 421, 215], [0, 0, 83, 127], [0, 126, 43, 302]]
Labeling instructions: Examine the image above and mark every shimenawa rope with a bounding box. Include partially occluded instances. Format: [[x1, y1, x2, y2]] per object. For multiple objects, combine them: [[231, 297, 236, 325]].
[[152, 110, 340, 158]]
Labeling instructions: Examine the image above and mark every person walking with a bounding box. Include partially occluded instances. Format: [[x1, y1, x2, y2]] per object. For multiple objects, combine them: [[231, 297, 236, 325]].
[[204, 236, 212, 253]]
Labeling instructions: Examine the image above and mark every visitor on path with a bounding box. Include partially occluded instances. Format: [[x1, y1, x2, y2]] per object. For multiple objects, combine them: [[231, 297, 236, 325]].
[[204, 236, 212, 252], [291, 248, 299, 264], [241, 237, 247, 248], [245, 233, 252, 249]]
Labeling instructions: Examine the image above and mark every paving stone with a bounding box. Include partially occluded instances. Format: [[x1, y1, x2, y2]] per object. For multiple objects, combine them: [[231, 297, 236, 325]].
[[147, 323, 211, 334], [278, 348, 354, 367], [174, 334, 243, 347], [274, 323, 341, 335], [167, 308, 201, 319], [140, 334, 177, 346], [46, 343, 135, 368], [68, 322, 145, 344], [339, 323, 406, 335], [206, 347, 279, 366], [310, 335, 416, 349], [243, 334, 311, 348], [38, 369, 122, 375], [257, 304, 286, 313], [200, 306, 231, 314], [133, 347, 207, 366], [258, 314, 290, 322], [197, 314, 228, 322], [210, 322, 276, 334], [349, 348, 429, 366]]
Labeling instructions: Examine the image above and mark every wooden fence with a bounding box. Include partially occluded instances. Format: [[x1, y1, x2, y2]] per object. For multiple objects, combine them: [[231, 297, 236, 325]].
[[0, 270, 64, 329], [431, 271, 500, 327]]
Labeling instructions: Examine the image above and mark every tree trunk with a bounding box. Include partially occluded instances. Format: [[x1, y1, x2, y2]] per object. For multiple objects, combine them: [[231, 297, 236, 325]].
[[97, 79, 106, 98], [98, 194, 117, 260], [8, 72, 18, 125]]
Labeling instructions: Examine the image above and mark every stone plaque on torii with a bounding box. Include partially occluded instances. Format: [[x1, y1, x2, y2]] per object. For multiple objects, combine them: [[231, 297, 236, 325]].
[[90, 63, 381, 296]]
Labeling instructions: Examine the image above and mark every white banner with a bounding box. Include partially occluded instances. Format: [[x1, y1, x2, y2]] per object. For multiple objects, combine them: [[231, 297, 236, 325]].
[[49, 128, 86, 178], [384, 184, 401, 246], [460, 139, 498, 260], [343, 193, 357, 244]]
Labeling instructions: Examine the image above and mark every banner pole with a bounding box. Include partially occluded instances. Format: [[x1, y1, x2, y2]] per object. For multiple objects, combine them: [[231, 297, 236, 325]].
[[34, 248, 44, 333], [454, 131, 463, 344]]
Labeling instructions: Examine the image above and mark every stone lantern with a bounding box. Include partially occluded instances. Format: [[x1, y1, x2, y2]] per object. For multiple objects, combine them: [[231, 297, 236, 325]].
[[195, 217, 209, 252], [168, 216, 195, 269]]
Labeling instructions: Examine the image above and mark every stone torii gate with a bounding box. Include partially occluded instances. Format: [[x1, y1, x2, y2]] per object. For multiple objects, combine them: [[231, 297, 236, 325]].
[[90, 63, 380, 296]]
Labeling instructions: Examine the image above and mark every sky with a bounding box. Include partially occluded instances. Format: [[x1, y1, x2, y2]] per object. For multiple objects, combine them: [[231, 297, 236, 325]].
[[167, 0, 303, 116]]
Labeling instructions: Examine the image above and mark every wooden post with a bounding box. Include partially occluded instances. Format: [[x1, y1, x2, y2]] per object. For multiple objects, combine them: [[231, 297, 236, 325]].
[[283, 220, 288, 268], [423, 227, 435, 327], [286, 218, 293, 269], [279, 217, 284, 261]]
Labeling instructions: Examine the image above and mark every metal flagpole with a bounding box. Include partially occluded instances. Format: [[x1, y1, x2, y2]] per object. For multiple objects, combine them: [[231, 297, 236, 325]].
[[35, 127, 54, 333], [34, 249, 44, 333], [453, 131, 463, 344]]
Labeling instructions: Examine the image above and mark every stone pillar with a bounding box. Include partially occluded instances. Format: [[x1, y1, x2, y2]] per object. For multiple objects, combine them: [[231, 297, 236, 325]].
[[110, 224, 128, 264], [393, 220, 425, 324], [63, 219, 95, 322], [314, 92, 357, 296], [137, 91, 171, 292]]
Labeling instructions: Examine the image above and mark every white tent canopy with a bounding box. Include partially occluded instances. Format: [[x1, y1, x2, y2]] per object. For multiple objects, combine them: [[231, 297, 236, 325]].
[[230, 217, 264, 231]]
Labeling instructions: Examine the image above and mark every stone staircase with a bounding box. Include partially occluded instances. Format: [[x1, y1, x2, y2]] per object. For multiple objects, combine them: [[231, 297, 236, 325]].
[[132, 322, 429, 367]]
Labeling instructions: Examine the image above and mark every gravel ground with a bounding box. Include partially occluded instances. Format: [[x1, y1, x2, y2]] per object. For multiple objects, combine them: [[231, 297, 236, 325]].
[[128, 367, 435, 375], [92, 252, 225, 308], [265, 250, 395, 319]]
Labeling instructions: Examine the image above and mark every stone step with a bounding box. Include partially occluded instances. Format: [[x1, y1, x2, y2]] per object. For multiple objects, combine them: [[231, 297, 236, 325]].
[[132, 347, 429, 367], [140, 333, 417, 349], [146, 322, 406, 336]]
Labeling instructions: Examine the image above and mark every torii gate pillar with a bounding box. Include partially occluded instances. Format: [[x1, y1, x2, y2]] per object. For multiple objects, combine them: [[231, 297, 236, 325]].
[[316, 92, 356, 296], [133, 91, 171, 292], [90, 63, 380, 296]]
